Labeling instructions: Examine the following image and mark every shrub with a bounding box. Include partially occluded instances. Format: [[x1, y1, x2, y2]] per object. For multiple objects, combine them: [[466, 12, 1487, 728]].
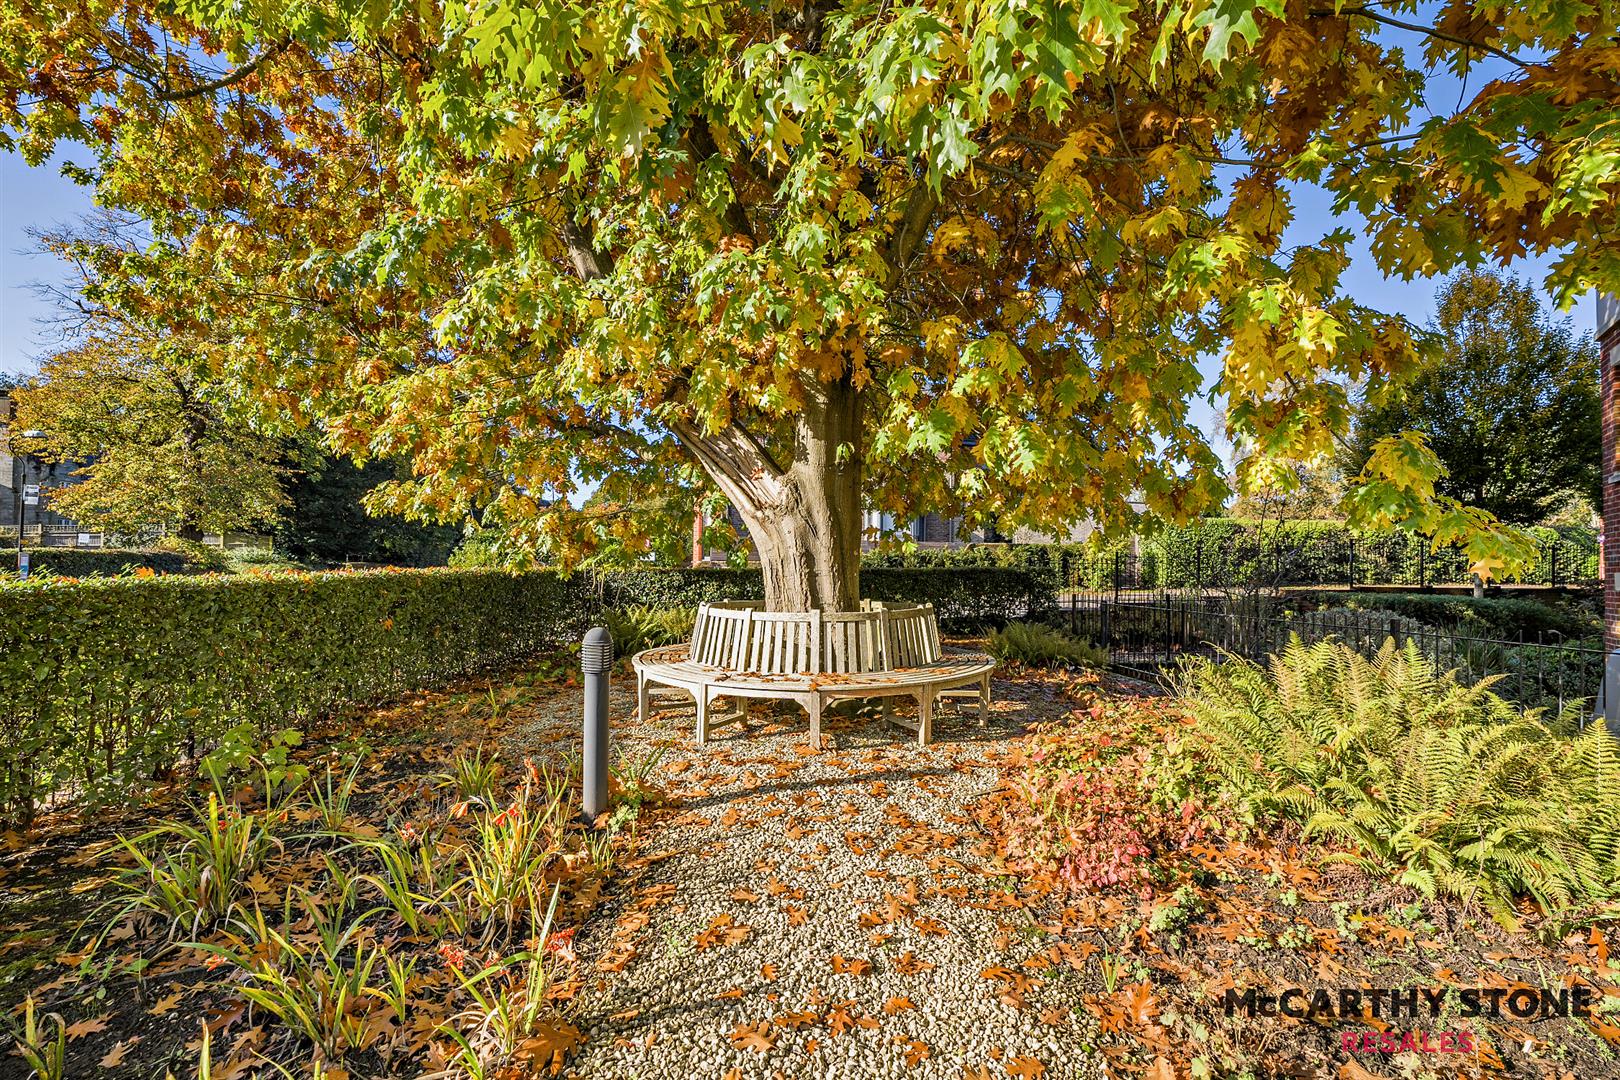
[[13, 546, 193, 577], [1175, 638, 1620, 928], [988, 622, 1109, 669], [0, 568, 590, 825], [0, 564, 1040, 823], [603, 605, 696, 658], [1301, 591, 1599, 641], [592, 565, 1048, 626]]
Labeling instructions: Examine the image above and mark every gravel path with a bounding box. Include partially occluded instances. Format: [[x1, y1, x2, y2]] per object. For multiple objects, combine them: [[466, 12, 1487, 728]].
[[516, 672, 1105, 1080]]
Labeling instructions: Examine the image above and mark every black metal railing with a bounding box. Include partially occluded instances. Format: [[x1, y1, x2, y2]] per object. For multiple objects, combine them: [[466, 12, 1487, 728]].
[[1088, 532, 1596, 596], [1067, 593, 1604, 716]]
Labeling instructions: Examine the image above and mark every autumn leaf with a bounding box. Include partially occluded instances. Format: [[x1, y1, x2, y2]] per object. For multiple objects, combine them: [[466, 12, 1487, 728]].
[[99, 1040, 134, 1068], [883, 996, 916, 1015], [1006, 1056, 1046, 1079], [149, 991, 184, 1016], [729, 1021, 776, 1053], [899, 1037, 930, 1066], [775, 1010, 818, 1030], [830, 955, 872, 976], [895, 951, 935, 975], [65, 1014, 110, 1040]]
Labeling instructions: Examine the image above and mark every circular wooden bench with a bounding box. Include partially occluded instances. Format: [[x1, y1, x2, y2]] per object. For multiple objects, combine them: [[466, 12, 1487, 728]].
[[632, 601, 994, 749]]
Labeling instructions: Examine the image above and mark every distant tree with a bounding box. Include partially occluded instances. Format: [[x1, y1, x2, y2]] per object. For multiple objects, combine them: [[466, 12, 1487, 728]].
[[1341, 270, 1601, 525], [1228, 461, 1347, 522], [12, 337, 285, 538], [274, 450, 460, 567], [0, 371, 24, 392]]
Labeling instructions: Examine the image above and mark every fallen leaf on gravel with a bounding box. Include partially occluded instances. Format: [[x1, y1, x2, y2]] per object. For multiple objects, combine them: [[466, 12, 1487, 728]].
[[1005, 1056, 1046, 1079], [776, 1010, 818, 1030], [716, 987, 743, 1000], [895, 950, 935, 974], [730, 887, 760, 903], [831, 955, 872, 976], [899, 1037, 929, 1066], [883, 996, 916, 1015], [961, 1068, 995, 1080], [729, 1022, 776, 1053], [760, 963, 778, 981], [695, 914, 751, 951], [1037, 1006, 1068, 1026], [784, 905, 808, 926]]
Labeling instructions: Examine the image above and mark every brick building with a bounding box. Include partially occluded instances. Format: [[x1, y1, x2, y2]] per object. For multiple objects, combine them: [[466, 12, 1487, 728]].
[[1602, 295, 1620, 654]]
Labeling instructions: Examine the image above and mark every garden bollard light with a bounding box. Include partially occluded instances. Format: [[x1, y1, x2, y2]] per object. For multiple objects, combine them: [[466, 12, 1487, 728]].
[[581, 626, 613, 823]]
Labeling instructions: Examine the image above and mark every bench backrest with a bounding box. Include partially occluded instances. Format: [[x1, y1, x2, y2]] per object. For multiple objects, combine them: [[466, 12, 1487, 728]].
[[689, 601, 939, 674]]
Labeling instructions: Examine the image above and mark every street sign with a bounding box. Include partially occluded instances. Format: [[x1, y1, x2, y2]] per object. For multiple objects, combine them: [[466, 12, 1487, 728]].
[[21, 483, 39, 507], [17, 550, 28, 580]]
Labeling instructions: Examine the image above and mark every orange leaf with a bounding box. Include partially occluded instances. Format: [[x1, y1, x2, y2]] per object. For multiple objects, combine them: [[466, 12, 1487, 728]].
[[1006, 1056, 1046, 1079], [65, 1015, 110, 1040], [729, 1021, 776, 1053], [883, 996, 916, 1015]]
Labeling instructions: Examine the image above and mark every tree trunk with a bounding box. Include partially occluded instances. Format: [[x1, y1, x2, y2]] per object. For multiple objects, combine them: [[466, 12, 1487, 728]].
[[672, 376, 862, 611]]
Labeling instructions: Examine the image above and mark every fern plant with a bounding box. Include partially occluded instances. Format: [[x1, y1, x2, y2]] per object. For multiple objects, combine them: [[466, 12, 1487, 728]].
[[1176, 637, 1620, 928], [604, 605, 697, 658], [988, 622, 1109, 670]]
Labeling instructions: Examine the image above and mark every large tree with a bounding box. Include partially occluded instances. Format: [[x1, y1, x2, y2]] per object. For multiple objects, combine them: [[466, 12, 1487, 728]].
[[4, 0, 1614, 607], [12, 337, 286, 538], [1341, 269, 1601, 525]]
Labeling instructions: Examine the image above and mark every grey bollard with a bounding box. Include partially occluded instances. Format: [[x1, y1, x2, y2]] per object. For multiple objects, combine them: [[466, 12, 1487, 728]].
[[581, 626, 613, 822]]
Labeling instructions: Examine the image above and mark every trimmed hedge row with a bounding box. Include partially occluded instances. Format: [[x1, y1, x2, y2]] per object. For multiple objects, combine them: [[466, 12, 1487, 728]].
[[0, 569, 589, 825], [0, 564, 1044, 823], [593, 566, 1045, 626], [14, 546, 194, 577], [866, 520, 1601, 590]]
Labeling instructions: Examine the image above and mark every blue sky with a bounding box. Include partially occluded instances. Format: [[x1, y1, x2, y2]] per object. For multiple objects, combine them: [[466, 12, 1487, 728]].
[[0, 25, 1600, 455]]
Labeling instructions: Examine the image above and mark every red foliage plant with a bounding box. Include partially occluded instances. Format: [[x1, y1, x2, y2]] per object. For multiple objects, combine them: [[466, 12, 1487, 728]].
[[985, 683, 1211, 897]]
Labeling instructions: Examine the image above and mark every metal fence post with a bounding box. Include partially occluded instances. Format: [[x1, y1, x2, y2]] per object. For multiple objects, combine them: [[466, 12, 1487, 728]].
[[581, 626, 613, 823]]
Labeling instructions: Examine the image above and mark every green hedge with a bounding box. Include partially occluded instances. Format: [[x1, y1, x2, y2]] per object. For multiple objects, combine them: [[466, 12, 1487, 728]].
[[591, 566, 1045, 626], [0, 569, 591, 825], [865, 520, 1600, 591], [0, 564, 1046, 823], [13, 547, 194, 577]]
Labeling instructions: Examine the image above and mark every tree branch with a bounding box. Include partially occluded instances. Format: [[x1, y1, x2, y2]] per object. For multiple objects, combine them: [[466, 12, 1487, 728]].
[[152, 39, 294, 101], [558, 217, 614, 281], [1313, 7, 1531, 70]]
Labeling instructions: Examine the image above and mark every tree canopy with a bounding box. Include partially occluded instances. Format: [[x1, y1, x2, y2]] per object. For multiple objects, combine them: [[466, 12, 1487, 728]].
[[1342, 269, 1602, 526], [4, 0, 1614, 604], [12, 336, 286, 537]]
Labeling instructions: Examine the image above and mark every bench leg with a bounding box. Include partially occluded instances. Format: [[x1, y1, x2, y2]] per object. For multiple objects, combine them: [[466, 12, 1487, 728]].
[[808, 695, 822, 751], [696, 687, 710, 745], [636, 672, 650, 721], [978, 672, 990, 728], [916, 687, 934, 747]]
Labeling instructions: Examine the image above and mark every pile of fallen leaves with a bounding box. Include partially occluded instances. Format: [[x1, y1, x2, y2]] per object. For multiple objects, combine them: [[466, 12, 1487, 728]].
[[978, 675, 1219, 898]]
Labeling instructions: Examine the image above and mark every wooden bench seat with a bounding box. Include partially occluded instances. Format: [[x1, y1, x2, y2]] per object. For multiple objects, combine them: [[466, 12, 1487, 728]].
[[631, 643, 994, 749]]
